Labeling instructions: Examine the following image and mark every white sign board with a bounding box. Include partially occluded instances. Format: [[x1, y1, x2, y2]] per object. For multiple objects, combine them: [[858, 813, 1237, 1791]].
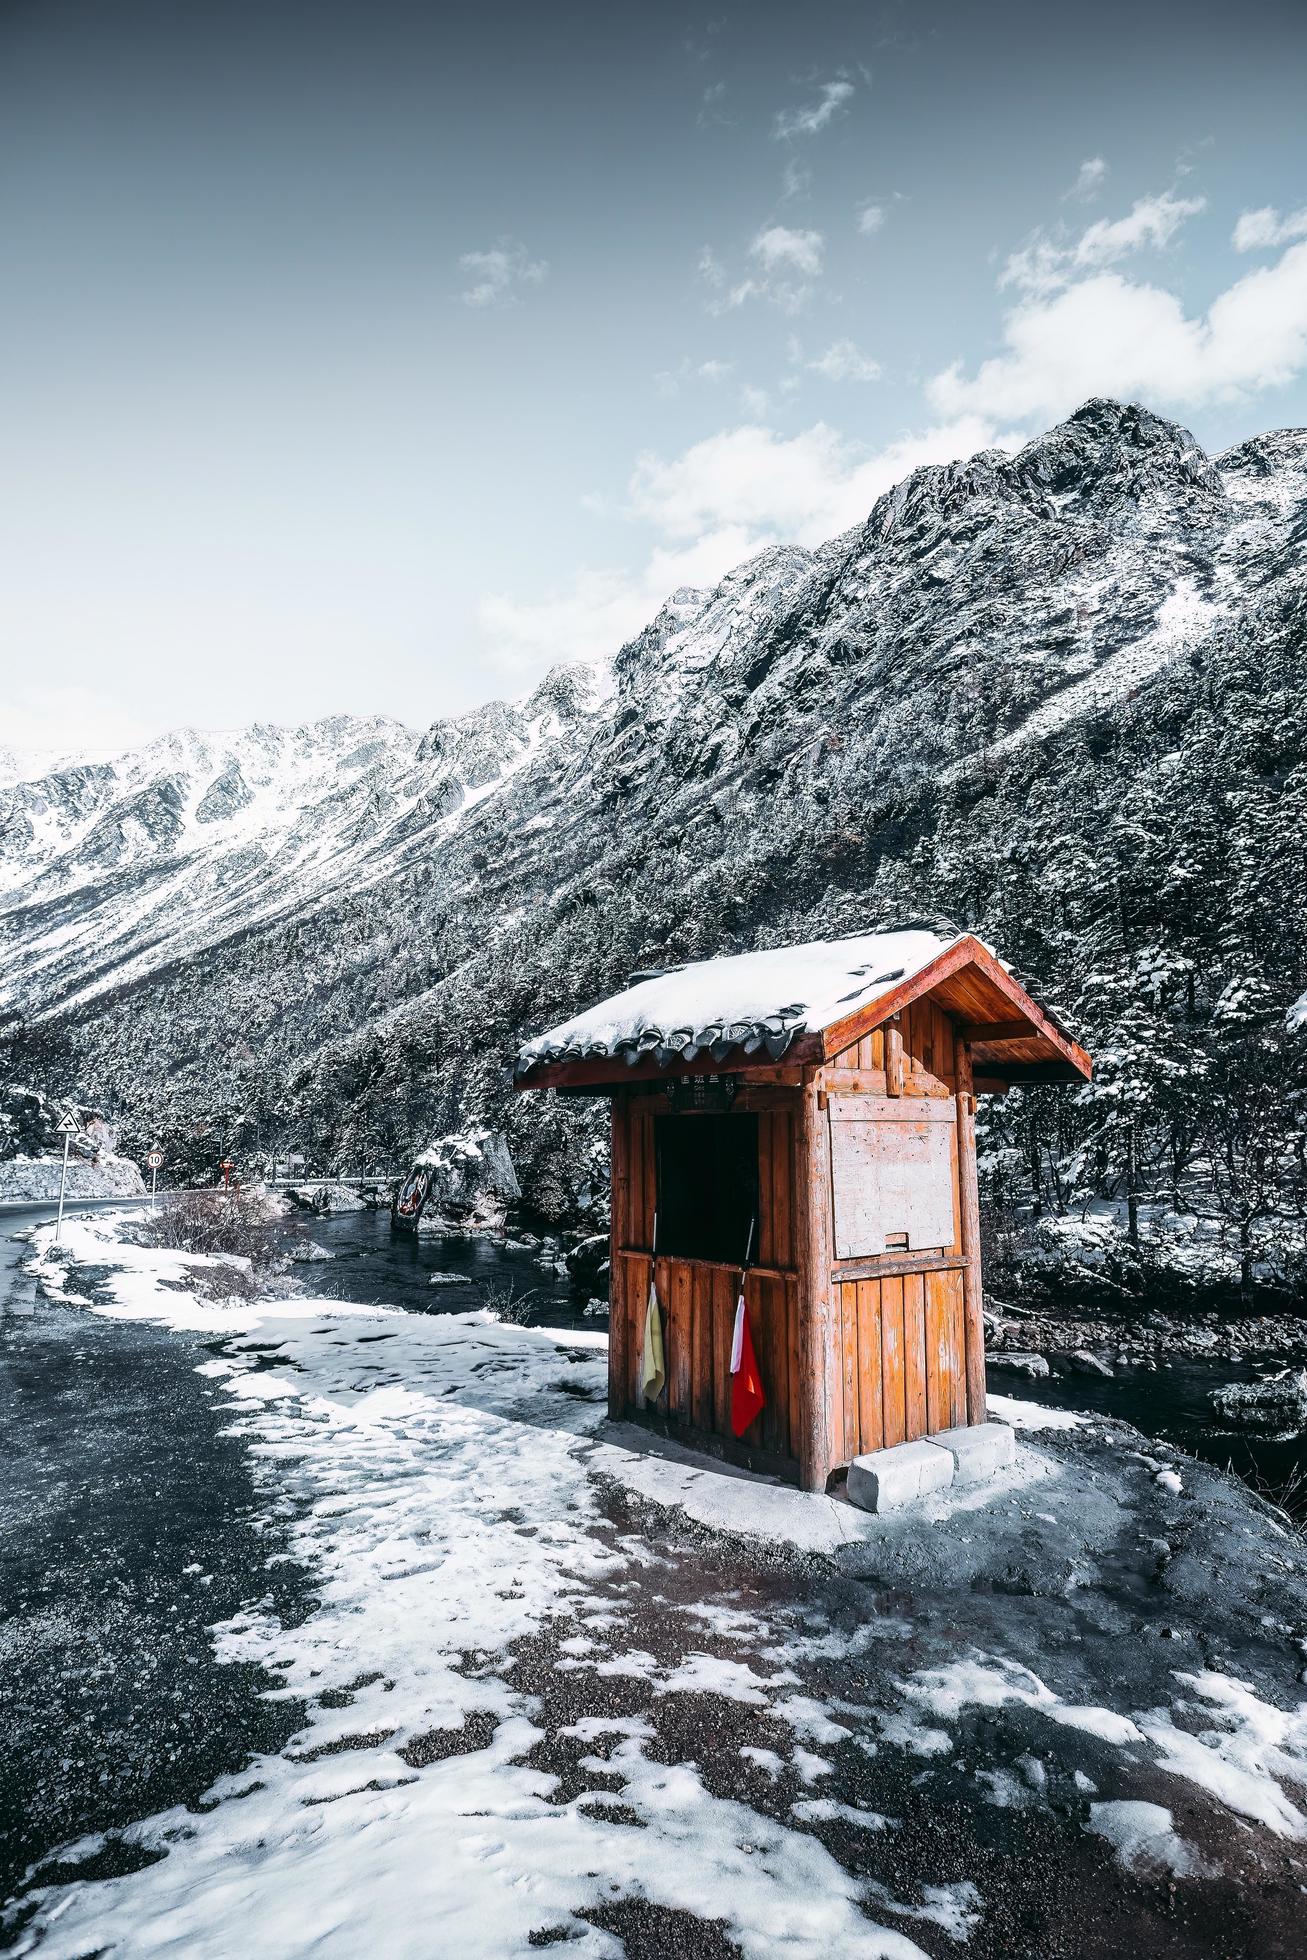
[[828, 1094, 957, 1259], [57, 1114, 80, 1137], [147, 1149, 164, 1169]]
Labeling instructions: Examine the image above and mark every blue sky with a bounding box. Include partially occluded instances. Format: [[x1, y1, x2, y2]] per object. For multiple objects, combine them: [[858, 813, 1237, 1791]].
[[3, 0, 1305, 752]]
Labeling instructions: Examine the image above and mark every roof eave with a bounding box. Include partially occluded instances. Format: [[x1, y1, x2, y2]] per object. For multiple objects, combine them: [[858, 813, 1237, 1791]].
[[514, 1031, 825, 1094], [819, 934, 1092, 1082]]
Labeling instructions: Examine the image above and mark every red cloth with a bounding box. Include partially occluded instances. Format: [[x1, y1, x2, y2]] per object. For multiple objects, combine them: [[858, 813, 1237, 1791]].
[[730, 1297, 765, 1437]]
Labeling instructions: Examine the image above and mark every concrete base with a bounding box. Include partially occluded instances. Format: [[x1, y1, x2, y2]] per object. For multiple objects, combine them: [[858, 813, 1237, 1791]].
[[847, 1437, 954, 1513], [929, 1420, 1016, 1486]]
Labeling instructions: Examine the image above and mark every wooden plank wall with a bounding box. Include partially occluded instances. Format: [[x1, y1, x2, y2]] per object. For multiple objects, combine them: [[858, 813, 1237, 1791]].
[[819, 998, 971, 1469], [612, 1094, 800, 1471], [839, 998, 956, 1097], [610, 995, 982, 1485], [830, 1268, 968, 1460]]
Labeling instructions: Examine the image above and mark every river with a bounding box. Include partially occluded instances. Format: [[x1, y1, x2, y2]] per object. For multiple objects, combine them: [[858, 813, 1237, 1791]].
[[284, 1202, 586, 1324]]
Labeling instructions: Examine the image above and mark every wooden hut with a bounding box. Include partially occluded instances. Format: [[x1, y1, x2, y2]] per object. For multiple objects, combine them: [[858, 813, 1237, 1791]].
[[514, 930, 1091, 1493]]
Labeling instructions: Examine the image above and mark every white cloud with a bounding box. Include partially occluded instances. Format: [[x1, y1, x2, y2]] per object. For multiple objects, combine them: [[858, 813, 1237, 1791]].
[[628, 415, 1006, 545], [458, 241, 548, 309], [1003, 192, 1205, 296], [751, 226, 825, 276], [782, 157, 812, 201], [1233, 205, 1307, 252], [773, 79, 854, 141], [802, 339, 882, 383], [698, 80, 730, 128], [1065, 156, 1108, 202], [698, 245, 726, 291], [702, 227, 825, 315], [478, 528, 759, 673], [931, 240, 1307, 421], [739, 384, 771, 416], [654, 357, 734, 397], [479, 413, 1011, 675], [856, 202, 886, 237], [1075, 193, 1205, 268]]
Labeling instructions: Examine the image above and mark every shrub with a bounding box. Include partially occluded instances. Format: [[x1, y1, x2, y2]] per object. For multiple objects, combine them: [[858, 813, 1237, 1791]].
[[477, 1278, 541, 1326], [138, 1187, 281, 1271]]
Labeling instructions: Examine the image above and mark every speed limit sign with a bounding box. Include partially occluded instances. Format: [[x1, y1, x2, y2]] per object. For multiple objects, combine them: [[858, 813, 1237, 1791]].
[[146, 1149, 164, 1169]]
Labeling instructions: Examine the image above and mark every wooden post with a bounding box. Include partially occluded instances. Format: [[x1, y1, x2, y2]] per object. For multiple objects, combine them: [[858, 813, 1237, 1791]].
[[609, 1094, 630, 1420], [795, 1072, 838, 1491], [885, 1023, 904, 1096], [954, 1042, 987, 1425]]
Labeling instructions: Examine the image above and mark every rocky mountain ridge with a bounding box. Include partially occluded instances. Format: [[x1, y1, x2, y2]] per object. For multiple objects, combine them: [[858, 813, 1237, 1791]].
[[4, 399, 1305, 1289]]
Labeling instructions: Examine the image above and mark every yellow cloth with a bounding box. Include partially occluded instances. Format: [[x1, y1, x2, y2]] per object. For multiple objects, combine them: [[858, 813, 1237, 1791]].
[[641, 1276, 665, 1403]]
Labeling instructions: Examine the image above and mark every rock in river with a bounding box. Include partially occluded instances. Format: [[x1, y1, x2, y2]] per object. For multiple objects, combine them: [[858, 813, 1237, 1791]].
[[1210, 1368, 1307, 1431]]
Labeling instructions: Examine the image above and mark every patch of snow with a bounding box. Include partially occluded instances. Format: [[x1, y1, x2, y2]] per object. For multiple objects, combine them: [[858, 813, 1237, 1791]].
[[1137, 1671, 1307, 1839], [792, 1748, 834, 1784], [792, 1798, 894, 1831], [902, 1656, 1145, 1749], [1087, 1800, 1205, 1878], [982, 577, 1222, 759], [975, 1767, 1033, 1809], [658, 1653, 797, 1705], [986, 1394, 1088, 1432], [863, 1878, 982, 1944], [741, 1745, 786, 1781]]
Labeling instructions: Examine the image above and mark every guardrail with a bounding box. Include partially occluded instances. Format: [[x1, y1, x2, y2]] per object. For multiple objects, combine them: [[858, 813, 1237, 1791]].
[[264, 1176, 398, 1189]]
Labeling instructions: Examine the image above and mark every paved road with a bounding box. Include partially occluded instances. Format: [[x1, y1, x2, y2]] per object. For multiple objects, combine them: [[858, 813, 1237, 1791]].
[[0, 1208, 311, 1934]]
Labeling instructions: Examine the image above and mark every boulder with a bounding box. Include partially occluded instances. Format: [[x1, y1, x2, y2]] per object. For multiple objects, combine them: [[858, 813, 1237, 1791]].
[[1210, 1369, 1307, 1431], [401, 1128, 521, 1233], [988, 1351, 1051, 1379]]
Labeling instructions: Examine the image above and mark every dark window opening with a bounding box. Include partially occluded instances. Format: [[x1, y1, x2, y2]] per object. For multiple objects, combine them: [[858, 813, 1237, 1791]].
[[655, 1114, 759, 1265]]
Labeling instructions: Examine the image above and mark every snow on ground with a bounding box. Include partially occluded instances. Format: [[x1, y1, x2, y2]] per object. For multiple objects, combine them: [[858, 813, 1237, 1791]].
[[981, 576, 1222, 760], [983, 1393, 1088, 1433], [14, 1216, 930, 1958], [13, 1212, 1307, 1955], [1086, 1800, 1205, 1877], [0, 1155, 146, 1202]]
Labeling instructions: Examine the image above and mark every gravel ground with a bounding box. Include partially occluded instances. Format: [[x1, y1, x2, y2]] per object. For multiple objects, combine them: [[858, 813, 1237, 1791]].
[[0, 1212, 313, 1937]]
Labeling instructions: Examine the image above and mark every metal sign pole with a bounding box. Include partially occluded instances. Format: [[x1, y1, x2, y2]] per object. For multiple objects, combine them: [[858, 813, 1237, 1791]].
[[152, 1163, 158, 1209], [55, 1132, 71, 1246]]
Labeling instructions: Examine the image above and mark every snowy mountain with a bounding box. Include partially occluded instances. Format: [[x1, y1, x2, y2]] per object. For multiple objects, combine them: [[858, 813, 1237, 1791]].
[[0, 681, 597, 1021], [5, 399, 1306, 1275]]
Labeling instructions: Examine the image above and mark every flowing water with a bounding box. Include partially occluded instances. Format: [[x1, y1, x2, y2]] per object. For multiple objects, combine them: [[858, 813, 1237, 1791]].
[[998, 1354, 1306, 1519], [285, 1203, 589, 1326]]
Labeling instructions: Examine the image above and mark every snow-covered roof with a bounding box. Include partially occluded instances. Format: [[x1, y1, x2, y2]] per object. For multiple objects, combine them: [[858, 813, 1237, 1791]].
[[516, 929, 959, 1076]]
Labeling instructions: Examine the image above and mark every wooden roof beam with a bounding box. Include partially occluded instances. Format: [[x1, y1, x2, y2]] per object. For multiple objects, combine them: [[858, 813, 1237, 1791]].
[[819, 935, 1092, 1082]]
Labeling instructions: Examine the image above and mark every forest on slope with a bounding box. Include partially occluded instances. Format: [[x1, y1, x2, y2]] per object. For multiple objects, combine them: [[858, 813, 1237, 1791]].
[[6, 401, 1306, 1303]]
